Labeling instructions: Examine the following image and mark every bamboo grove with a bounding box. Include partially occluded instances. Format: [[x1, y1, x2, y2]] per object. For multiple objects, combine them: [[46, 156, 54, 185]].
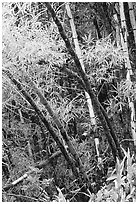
[[2, 2, 136, 202]]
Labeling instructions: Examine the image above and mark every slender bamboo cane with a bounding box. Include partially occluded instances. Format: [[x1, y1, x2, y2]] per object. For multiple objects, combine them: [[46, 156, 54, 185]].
[[119, 2, 136, 144], [119, 3, 133, 79], [113, 3, 121, 46], [65, 2, 96, 127], [128, 2, 136, 42]]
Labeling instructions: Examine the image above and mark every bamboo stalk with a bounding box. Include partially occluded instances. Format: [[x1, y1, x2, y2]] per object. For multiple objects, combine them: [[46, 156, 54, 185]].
[[27, 140, 34, 160], [65, 2, 96, 127], [128, 2, 136, 42], [119, 2, 136, 145], [119, 2, 133, 78], [113, 3, 121, 46], [18, 108, 24, 123]]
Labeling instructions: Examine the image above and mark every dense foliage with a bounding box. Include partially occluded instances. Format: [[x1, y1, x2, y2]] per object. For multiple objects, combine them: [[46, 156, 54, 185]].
[[2, 2, 136, 202]]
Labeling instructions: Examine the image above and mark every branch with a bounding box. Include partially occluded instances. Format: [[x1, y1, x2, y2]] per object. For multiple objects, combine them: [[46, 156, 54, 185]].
[[5, 194, 43, 202], [3, 172, 29, 191], [54, 64, 87, 90], [3, 150, 62, 192], [35, 150, 62, 168]]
